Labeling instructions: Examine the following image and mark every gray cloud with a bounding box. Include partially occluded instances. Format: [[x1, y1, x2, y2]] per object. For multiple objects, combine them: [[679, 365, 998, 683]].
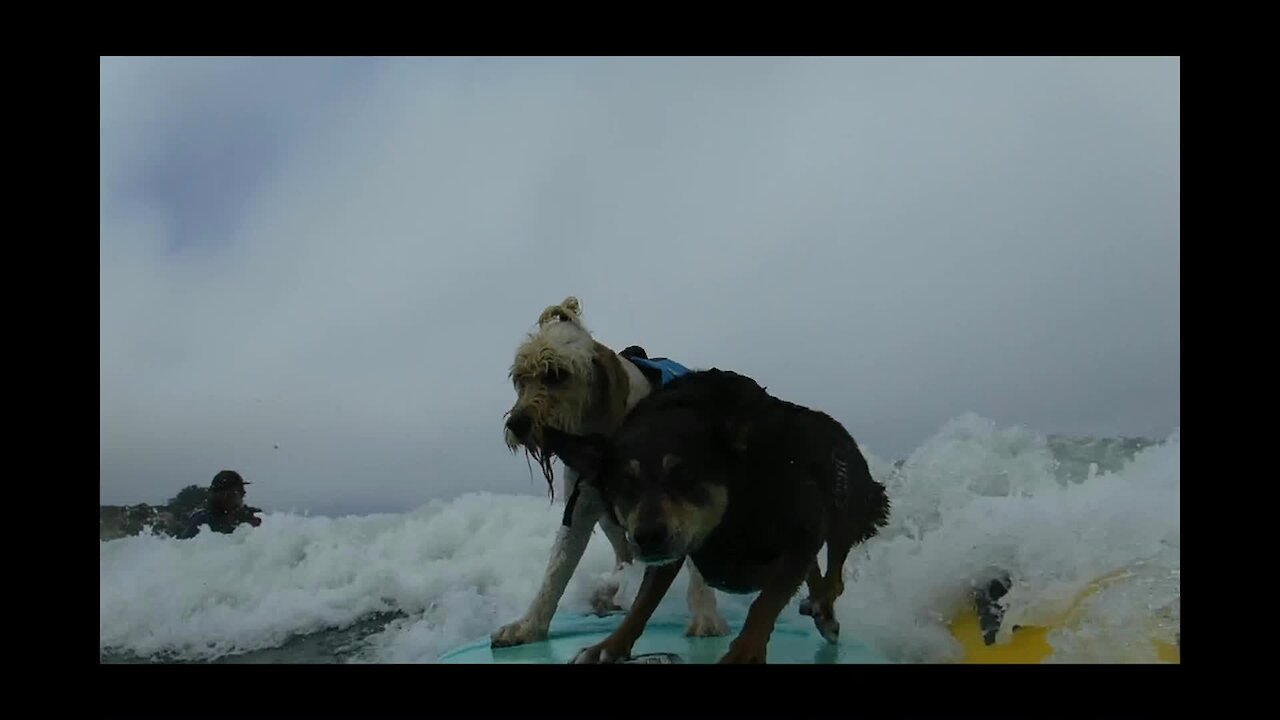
[[100, 57, 1179, 514]]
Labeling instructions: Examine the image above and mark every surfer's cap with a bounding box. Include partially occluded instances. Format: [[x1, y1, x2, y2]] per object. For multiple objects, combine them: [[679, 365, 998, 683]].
[[210, 470, 251, 492]]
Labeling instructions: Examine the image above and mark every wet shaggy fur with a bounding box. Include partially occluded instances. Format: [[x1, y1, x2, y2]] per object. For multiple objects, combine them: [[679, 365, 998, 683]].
[[545, 368, 890, 663], [490, 297, 729, 648]]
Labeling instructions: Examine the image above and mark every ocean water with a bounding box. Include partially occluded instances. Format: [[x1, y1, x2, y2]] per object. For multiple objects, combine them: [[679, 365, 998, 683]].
[[100, 413, 1178, 664]]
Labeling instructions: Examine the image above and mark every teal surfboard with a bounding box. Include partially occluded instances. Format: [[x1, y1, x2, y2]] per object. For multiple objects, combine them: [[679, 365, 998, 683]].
[[439, 611, 890, 664]]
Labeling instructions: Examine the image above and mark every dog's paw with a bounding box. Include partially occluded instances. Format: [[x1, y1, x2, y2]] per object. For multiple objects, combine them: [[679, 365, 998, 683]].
[[798, 597, 816, 616], [717, 637, 768, 664], [814, 615, 840, 644], [685, 610, 731, 638], [589, 580, 624, 617], [799, 598, 840, 643], [570, 639, 631, 664], [490, 618, 548, 648]]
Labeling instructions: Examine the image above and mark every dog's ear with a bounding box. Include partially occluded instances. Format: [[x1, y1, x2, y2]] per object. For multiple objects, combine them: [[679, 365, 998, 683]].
[[537, 296, 584, 328], [712, 372, 766, 454], [542, 426, 608, 478], [591, 343, 630, 427]]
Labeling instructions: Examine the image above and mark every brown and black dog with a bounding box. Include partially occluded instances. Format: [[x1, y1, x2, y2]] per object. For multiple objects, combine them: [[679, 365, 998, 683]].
[[544, 368, 890, 664]]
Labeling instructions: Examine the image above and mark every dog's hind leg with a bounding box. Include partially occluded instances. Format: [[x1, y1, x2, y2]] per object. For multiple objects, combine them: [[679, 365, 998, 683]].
[[684, 563, 730, 637], [799, 440, 878, 642], [801, 537, 854, 644], [799, 556, 825, 617], [823, 538, 853, 605]]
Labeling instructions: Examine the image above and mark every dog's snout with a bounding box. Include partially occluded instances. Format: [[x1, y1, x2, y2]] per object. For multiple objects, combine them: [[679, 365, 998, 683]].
[[633, 523, 669, 557], [506, 413, 532, 440]]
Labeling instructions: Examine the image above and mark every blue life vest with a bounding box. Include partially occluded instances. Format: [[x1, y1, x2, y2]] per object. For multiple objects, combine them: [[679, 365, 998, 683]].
[[625, 356, 692, 386], [560, 353, 693, 527]]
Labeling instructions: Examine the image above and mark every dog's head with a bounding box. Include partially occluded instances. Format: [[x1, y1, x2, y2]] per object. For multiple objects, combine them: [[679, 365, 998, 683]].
[[504, 296, 634, 494], [542, 408, 747, 566]]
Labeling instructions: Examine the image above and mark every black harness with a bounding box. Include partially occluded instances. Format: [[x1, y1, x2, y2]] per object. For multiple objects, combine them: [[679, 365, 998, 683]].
[[557, 345, 688, 530]]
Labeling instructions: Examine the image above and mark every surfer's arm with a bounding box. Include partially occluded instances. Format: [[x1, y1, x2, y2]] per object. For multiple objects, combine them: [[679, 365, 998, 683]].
[[175, 511, 207, 539]]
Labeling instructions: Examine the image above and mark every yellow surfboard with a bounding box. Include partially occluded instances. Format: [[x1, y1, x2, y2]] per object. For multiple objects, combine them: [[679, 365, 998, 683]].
[[948, 570, 1179, 664]]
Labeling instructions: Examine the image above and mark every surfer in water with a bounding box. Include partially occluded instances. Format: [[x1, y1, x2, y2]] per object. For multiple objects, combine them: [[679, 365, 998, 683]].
[[176, 470, 263, 538]]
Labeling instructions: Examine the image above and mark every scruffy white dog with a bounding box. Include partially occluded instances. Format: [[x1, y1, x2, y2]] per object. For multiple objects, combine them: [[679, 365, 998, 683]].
[[492, 296, 730, 648]]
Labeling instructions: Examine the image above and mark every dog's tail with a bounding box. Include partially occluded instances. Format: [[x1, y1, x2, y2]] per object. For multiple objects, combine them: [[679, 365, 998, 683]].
[[537, 296, 584, 328], [835, 439, 892, 545]]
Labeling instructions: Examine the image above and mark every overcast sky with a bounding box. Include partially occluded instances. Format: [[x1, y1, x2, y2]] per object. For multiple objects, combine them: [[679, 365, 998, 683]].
[[100, 57, 1179, 515]]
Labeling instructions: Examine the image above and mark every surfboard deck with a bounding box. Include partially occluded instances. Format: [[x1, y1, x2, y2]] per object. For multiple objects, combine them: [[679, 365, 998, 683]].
[[439, 612, 890, 664]]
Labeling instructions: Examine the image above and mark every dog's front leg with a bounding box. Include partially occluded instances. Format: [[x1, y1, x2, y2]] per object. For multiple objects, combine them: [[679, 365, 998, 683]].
[[717, 551, 813, 664], [491, 483, 604, 648], [684, 563, 730, 637], [588, 514, 633, 616], [572, 558, 684, 664]]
